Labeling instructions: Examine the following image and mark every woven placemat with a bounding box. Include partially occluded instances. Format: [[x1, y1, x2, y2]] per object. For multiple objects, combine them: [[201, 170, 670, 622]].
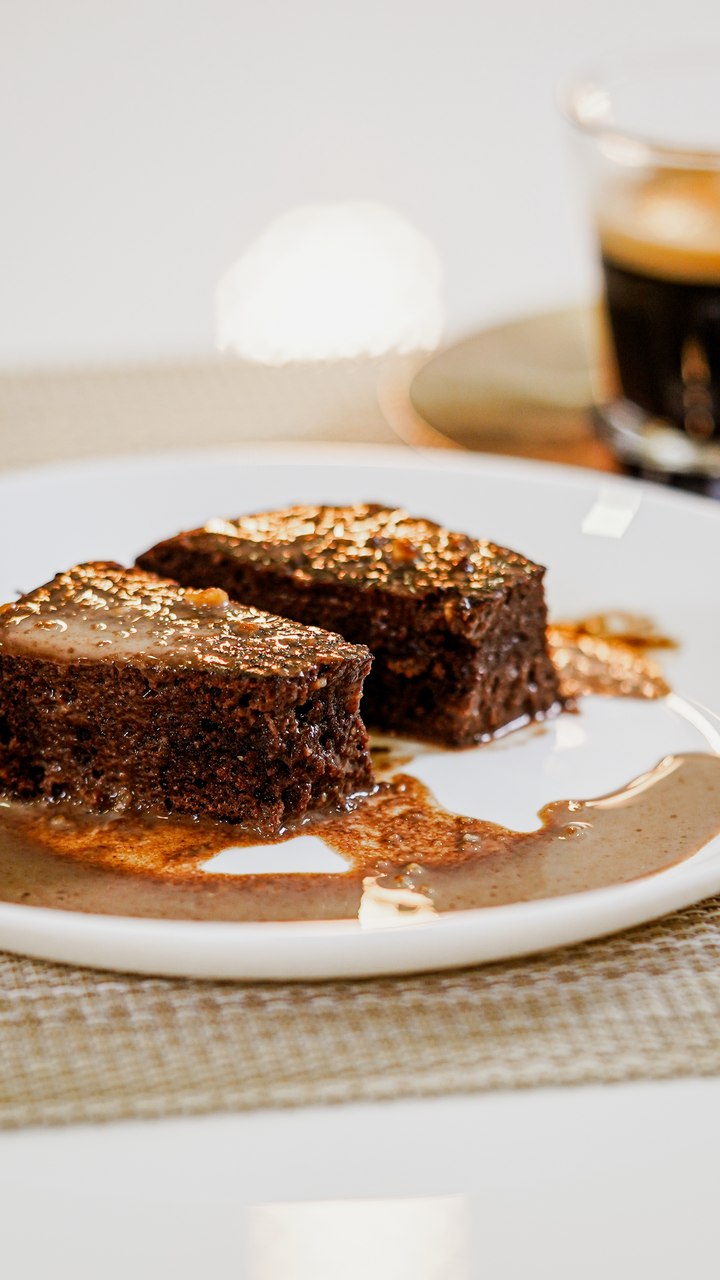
[[4, 898, 720, 1129]]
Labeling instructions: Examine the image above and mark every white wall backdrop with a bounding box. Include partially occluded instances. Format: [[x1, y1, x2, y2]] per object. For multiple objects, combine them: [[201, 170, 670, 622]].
[[3, 0, 719, 366]]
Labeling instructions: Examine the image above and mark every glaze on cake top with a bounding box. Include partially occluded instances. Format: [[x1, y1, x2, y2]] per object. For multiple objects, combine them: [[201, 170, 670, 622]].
[[0, 562, 365, 676], [179, 503, 543, 599]]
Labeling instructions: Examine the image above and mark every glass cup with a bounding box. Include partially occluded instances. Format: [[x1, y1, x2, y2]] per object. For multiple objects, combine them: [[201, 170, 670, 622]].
[[564, 50, 720, 496]]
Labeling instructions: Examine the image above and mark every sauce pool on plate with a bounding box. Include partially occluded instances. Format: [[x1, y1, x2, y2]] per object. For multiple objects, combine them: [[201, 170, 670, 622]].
[[0, 611, 715, 926], [0, 751, 718, 925]]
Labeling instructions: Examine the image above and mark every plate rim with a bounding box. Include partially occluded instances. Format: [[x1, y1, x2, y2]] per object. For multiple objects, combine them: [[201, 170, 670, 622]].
[[0, 854, 718, 980], [0, 437, 719, 510], [1, 443, 719, 979]]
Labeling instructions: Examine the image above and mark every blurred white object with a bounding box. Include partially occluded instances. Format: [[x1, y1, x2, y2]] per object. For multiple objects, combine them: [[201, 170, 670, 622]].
[[215, 201, 445, 363], [246, 1196, 469, 1280]]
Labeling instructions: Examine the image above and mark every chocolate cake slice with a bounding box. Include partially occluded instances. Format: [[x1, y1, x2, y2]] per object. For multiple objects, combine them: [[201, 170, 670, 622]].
[[0, 563, 373, 829], [138, 505, 564, 747]]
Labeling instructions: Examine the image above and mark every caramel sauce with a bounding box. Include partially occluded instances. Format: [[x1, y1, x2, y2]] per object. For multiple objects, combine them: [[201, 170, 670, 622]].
[[0, 561, 363, 674], [0, 610, 713, 927], [0, 752, 718, 924], [548, 613, 674, 700]]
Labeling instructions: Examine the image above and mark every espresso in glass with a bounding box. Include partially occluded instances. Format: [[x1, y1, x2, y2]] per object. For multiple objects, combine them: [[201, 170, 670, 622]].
[[599, 169, 720, 442]]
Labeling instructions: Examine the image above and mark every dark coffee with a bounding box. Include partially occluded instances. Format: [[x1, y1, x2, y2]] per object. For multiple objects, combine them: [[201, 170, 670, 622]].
[[599, 170, 720, 441]]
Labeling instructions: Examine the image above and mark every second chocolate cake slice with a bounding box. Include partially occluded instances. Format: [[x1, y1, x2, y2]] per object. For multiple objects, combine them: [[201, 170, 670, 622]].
[[138, 504, 564, 746], [0, 563, 373, 830]]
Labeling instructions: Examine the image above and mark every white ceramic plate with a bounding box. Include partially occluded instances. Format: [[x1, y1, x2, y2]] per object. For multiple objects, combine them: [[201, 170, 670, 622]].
[[1, 444, 719, 980]]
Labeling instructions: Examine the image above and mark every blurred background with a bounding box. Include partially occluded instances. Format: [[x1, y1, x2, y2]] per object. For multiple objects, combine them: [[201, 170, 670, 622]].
[[4, 0, 717, 368], [2, 0, 720, 482]]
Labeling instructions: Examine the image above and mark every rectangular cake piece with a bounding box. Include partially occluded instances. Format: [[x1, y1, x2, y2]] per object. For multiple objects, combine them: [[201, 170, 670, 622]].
[[137, 505, 564, 747], [0, 563, 373, 830]]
